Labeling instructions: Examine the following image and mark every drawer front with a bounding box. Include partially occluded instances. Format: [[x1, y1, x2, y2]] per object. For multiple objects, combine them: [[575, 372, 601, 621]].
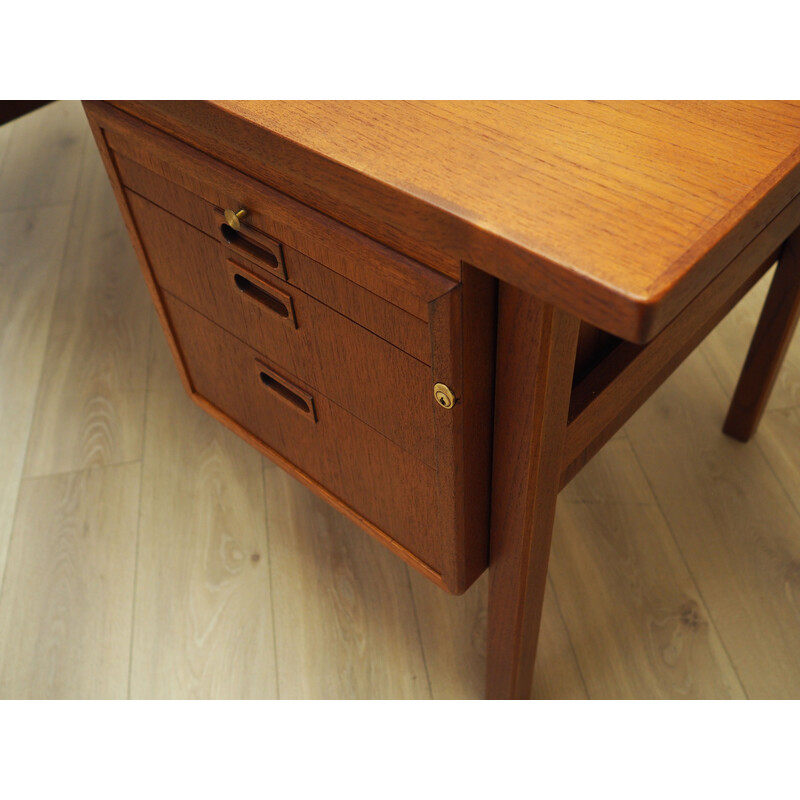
[[101, 113, 457, 320], [164, 293, 443, 573], [129, 191, 434, 466], [117, 151, 432, 363]]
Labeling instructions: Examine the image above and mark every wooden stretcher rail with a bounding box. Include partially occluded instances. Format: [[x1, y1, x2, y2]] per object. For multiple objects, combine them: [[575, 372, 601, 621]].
[[560, 188, 800, 489]]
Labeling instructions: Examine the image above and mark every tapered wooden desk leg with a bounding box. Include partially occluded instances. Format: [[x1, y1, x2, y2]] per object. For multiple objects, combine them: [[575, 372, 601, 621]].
[[486, 285, 579, 700], [724, 230, 800, 442]]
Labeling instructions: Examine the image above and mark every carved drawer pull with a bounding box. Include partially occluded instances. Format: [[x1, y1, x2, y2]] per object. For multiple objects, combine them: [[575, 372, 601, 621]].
[[228, 260, 296, 328], [255, 360, 316, 422]]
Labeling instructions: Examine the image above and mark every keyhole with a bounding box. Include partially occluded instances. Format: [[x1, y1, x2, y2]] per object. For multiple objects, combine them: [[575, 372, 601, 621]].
[[433, 382, 454, 409]]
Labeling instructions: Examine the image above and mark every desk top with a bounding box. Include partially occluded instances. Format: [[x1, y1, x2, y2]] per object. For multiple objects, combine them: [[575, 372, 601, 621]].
[[114, 101, 800, 342]]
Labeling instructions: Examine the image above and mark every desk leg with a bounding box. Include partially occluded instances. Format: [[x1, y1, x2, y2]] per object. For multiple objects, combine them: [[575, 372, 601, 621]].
[[724, 230, 800, 442], [486, 285, 579, 699]]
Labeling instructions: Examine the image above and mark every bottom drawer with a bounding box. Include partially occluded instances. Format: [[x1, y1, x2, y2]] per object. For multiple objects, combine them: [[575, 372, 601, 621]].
[[163, 293, 442, 573]]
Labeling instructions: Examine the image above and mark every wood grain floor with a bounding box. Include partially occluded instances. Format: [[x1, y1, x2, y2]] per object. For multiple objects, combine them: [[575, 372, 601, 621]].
[[1, 102, 799, 699]]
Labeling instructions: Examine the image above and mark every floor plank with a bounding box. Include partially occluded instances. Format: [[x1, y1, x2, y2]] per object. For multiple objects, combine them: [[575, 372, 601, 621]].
[[23, 133, 152, 477], [0, 101, 86, 212], [549, 436, 744, 699], [625, 349, 800, 698], [0, 463, 140, 699], [409, 569, 588, 699], [550, 500, 746, 699], [755, 407, 800, 519], [0, 205, 73, 582], [264, 465, 431, 699], [129, 324, 278, 699], [561, 437, 656, 505]]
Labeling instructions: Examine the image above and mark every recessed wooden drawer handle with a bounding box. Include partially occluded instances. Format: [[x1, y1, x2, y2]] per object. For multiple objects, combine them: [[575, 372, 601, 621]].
[[229, 262, 296, 327], [220, 207, 285, 276], [256, 360, 317, 421]]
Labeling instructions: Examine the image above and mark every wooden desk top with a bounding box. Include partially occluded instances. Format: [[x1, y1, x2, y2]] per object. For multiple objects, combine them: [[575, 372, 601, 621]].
[[113, 101, 800, 342]]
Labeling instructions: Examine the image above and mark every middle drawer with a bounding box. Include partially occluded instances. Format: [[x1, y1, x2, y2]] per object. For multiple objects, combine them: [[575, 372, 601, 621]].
[[129, 190, 435, 466]]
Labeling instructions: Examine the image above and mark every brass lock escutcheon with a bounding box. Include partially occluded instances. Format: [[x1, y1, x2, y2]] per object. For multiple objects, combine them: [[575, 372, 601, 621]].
[[434, 382, 456, 409], [224, 207, 248, 231]]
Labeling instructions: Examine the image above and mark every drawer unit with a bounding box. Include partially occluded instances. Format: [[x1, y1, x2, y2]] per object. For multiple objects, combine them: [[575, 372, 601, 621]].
[[163, 294, 441, 568], [127, 192, 434, 465], [83, 101, 497, 593]]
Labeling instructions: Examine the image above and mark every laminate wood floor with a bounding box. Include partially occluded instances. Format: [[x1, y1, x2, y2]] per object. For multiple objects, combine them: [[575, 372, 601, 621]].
[[1, 102, 799, 699]]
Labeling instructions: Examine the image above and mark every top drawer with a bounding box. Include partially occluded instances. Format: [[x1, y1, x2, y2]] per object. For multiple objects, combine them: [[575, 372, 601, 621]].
[[114, 151, 432, 364], [101, 112, 456, 324]]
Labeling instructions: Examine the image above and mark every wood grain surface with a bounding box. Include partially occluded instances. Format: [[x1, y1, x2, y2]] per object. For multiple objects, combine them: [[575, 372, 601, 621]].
[[0, 207, 73, 580], [723, 231, 800, 440], [129, 321, 278, 699], [114, 100, 800, 341], [128, 192, 436, 464], [561, 202, 788, 485], [0, 463, 140, 699], [263, 464, 431, 699], [163, 294, 444, 574], [704, 266, 800, 410], [429, 267, 497, 591], [87, 99, 499, 592], [1, 102, 799, 698], [551, 440, 745, 699], [551, 500, 746, 699], [409, 570, 589, 699], [625, 348, 800, 698], [117, 150, 432, 361], [0, 100, 87, 587], [485, 289, 580, 698], [0, 122, 11, 173], [23, 135, 152, 476], [755, 407, 800, 519], [92, 101, 455, 316], [561, 438, 655, 505], [0, 100, 85, 212]]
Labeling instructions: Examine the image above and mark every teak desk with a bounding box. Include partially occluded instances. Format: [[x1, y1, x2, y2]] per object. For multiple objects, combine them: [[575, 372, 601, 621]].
[[83, 101, 800, 699]]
